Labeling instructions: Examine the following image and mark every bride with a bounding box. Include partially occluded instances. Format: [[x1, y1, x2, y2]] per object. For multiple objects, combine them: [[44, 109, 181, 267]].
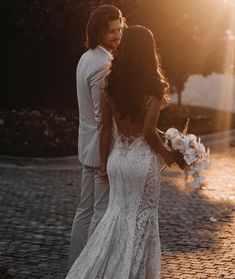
[[66, 25, 183, 279]]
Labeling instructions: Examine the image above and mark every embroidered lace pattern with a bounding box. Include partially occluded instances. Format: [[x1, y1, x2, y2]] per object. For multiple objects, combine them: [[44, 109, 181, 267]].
[[66, 127, 161, 279], [129, 154, 161, 279]]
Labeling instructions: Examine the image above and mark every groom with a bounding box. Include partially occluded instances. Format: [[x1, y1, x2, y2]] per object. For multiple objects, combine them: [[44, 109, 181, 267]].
[[68, 5, 125, 268]]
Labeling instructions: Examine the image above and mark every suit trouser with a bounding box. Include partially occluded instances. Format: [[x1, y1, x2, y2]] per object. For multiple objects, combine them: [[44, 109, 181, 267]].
[[68, 165, 109, 269]]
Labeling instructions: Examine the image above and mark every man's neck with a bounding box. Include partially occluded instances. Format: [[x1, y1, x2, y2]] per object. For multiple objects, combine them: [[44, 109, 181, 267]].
[[99, 44, 113, 55]]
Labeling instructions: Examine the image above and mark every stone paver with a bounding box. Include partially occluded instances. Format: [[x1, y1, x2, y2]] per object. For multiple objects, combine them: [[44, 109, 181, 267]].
[[0, 145, 234, 278], [160, 146, 235, 279]]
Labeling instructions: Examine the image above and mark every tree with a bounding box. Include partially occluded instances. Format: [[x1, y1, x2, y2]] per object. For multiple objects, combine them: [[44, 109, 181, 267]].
[[0, 0, 231, 109], [143, 0, 229, 104]]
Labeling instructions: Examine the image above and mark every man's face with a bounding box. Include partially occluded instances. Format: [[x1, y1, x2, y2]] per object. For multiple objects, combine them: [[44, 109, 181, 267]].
[[101, 19, 123, 52]]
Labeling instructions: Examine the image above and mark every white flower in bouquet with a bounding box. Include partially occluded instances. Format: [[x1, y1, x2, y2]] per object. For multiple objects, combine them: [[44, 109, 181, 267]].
[[165, 128, 180, 140], [162, 119, 210, 189], [183, 147, 197, 165], [187, 134, 197, 147], [195, 142, 206, 157], [171, 135, 188, 152]]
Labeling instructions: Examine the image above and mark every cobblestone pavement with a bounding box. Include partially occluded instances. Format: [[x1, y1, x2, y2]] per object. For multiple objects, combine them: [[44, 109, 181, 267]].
[[0, 146, 234, 279]]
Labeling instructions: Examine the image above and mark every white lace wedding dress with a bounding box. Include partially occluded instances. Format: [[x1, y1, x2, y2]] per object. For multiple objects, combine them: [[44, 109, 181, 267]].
[[66, 126, 162, 279]]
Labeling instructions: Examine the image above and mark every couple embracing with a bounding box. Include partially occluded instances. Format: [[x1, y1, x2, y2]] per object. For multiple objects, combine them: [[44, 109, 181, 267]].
[[66, 4, 183, 279]]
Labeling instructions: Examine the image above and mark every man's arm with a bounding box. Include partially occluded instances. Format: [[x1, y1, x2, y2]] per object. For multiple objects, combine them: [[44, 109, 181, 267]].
[[89, 65, 110, 128], [99, 91, 112, 174]]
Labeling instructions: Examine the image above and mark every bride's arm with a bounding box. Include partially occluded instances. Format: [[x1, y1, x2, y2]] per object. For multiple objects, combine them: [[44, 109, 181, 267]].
[[99, 92, 112, 174], [143, 96, 174, 166]]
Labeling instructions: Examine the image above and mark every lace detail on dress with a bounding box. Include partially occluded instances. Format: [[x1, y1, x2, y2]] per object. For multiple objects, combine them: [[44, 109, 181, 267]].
[[66, 123, 162, 279], [129, 155, 161, 279]]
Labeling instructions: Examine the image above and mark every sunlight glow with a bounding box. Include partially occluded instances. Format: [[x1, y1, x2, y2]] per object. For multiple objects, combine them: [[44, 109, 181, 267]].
[[217, 1, 235, 131], [224, 0, 235, 5], [196, 7, 225, 68]]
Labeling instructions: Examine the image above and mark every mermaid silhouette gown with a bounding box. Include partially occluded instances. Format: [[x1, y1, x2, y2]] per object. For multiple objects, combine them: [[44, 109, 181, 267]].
[[66, 122, 162, 279]]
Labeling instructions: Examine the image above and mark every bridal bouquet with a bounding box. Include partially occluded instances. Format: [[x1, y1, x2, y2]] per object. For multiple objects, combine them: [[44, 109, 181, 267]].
[[161, 120, 210, 189]]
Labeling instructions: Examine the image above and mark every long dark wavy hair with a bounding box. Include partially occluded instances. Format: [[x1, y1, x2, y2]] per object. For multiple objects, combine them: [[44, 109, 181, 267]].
[[106, 25, 169, 121], [85, 5, 125, 49]]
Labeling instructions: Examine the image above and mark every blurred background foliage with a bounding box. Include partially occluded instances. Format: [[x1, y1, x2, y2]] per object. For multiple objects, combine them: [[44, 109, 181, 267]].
[[0, 0, 231, 110]]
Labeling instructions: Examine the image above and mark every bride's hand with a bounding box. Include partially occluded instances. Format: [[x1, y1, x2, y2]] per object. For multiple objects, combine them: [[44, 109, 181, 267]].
[[173, 150, 185, 170], [99, 164, 107, 178], [163, 150, 185, 169], [164, 150, 175, 167]]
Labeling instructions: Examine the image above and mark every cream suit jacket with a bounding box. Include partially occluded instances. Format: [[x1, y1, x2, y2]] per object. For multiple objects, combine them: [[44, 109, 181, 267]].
[[76, 46, 112, 167]]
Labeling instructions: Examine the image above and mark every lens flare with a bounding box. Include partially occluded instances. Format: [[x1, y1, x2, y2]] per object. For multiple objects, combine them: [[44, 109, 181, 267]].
[[216, 2, 235, 132]]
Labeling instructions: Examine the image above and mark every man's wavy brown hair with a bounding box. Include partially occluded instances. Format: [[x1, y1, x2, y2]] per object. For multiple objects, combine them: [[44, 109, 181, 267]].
[[106, 25, 170, 121], [85, 5, 125, 49]]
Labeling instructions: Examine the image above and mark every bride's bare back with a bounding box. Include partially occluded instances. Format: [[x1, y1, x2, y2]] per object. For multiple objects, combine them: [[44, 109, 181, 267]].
[[109, 96, 149, 137], [99, 92, 174, 175]]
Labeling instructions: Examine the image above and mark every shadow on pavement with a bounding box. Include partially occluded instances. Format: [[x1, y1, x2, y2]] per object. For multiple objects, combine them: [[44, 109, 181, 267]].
[[159, 175, 233, 253]]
